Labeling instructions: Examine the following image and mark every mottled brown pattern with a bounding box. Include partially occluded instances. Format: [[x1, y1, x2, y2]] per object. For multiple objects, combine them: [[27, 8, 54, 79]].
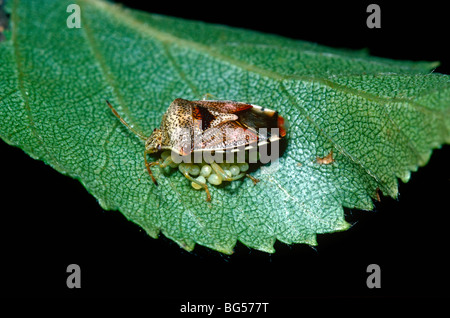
[[145, 98, 286, 156]]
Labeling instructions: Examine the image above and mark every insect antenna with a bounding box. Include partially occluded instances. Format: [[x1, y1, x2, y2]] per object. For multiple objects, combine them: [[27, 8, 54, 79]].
[[106, 100, 148, 141]]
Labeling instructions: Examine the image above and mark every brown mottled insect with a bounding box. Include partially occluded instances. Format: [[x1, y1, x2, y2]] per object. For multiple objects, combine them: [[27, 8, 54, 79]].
[[106, 98, 287, 201]]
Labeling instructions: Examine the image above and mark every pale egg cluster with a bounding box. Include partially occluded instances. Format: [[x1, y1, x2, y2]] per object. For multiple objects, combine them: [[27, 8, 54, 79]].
[[159, 150, 251, 189]]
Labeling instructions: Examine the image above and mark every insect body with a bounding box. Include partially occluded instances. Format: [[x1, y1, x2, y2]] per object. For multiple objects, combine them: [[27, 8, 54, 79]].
[[107, 98, 287, 201]]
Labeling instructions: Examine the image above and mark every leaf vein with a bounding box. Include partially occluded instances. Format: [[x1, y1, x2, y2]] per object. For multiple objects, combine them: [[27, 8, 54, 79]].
[[279, 83, 387, 192]]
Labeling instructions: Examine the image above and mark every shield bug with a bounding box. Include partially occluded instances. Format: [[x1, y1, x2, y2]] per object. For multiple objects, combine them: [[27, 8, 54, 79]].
[[106, 98, 287, 201]]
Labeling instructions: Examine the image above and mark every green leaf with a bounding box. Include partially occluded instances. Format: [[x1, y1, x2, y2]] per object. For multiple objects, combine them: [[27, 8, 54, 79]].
[[1, 0, 449, 254]]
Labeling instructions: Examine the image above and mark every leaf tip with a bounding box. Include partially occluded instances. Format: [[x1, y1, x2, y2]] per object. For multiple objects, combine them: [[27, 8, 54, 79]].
[[178, 239, 196, 252], [336, 220, 352, 232]]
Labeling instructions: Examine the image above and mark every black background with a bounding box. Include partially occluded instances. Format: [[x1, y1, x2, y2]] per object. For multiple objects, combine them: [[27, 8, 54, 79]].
[[1, 0, 449, 305]]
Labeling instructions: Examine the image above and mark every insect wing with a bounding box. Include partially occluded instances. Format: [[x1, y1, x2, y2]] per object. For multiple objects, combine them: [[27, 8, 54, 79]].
[[190, 100, 286, 152]]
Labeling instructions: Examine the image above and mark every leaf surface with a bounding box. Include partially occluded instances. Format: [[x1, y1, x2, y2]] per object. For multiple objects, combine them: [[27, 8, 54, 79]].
[[1, 0, 449, 253]]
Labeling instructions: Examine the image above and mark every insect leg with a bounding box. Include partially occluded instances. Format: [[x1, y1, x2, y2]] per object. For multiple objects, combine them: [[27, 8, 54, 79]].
[[210, 162, 246, 182], [144, 152, 179, 185], [158, 155, 175, 168], [144, 150, 159, 186], [178, 164, 211, 202], [245, 174, 260, 185]]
